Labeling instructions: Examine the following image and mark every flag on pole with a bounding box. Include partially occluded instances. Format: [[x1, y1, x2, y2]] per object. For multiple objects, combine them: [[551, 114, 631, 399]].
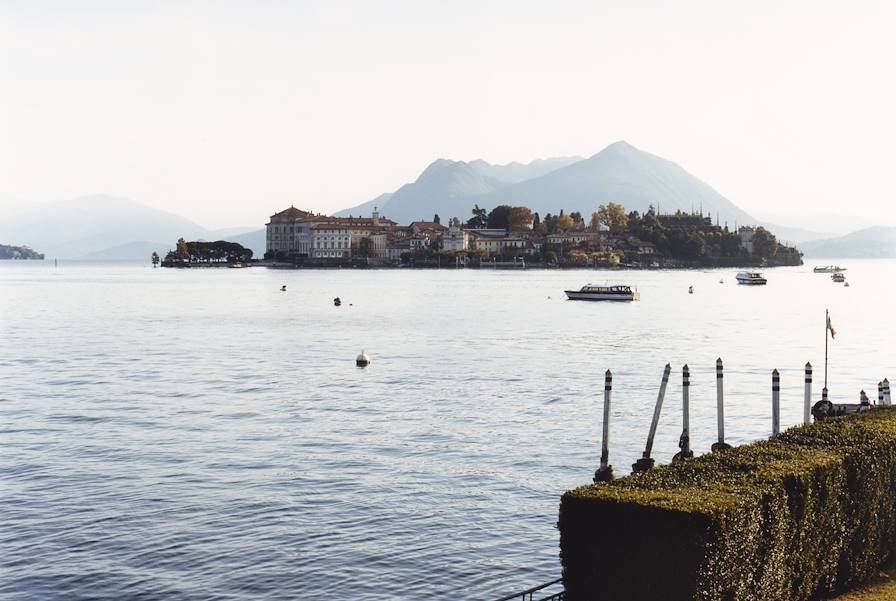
[[827, 313, 836, 339]]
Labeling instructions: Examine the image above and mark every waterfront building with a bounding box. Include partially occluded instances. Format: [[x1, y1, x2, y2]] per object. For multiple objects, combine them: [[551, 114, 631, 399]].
[[266, 205, 397, 260], [265, 206, 316, 257], [738, 226, 755, 254], [545, 231, 601, 246], [442, 226, 469, 252], [467, 229, 537, 256]]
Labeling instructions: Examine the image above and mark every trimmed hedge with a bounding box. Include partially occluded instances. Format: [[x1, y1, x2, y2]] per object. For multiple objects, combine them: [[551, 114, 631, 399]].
[[558, 407, 896, 601]]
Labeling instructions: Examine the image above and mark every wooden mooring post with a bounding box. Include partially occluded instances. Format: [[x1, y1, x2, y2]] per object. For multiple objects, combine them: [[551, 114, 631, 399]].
[[673, 365, 693, 462], [804, 363, 813, 424], [772, 369, 780, 436], [712, 358, 731, 452], [633, 363, 671, 473], [594, 370, 614, 482]]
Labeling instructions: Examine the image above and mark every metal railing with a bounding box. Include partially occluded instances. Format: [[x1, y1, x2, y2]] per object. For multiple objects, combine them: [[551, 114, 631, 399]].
[[490, 578, 564, 601]]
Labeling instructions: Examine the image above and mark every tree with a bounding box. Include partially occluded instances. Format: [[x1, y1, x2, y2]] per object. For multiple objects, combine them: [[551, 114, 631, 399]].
[[151, 251, 160, 267], [467, 205, 488, 229], [433, 214, 441, 225], [596, 203, 629, 234], [589, 212, 600, 232], [533, 212, 540, 229], [751, 227, 778, 259], [449, 216, 461, 228], [507, 206, 534, 231], [555, 213, 575, 232], [486, 205, 513, 230], [176, 237, 189, 259], [569, 211, 584, 227]]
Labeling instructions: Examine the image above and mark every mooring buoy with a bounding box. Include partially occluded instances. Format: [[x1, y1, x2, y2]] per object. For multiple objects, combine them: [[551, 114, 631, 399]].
[[356, 351, 370, 367]]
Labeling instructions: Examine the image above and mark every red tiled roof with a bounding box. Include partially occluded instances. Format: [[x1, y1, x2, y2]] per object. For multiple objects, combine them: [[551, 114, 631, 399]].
[[410, 221, 447, 231], [269, 206, 315, 221]]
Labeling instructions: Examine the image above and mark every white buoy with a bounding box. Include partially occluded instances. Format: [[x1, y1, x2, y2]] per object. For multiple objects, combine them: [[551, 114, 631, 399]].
[[356, 351, 370, 367]]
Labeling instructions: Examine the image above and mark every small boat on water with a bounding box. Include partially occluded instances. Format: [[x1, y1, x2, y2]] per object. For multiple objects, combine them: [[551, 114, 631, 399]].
[[688, 285, 694, 294], [814, 265, 846, 273], [831, 272, 846, 283], [565, 284, 640, 301], [736, 271, 767, 285]]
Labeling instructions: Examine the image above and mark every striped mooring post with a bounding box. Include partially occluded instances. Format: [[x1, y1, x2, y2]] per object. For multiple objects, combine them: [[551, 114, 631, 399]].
[[594, 370, 614, 482], [772, 369, 781, 436], [804, 363, 813, 424], [712, 358, 731, 452], [885, 379, 892, 405], [673, 365, 694, 463], [632, 363, 671, 473]]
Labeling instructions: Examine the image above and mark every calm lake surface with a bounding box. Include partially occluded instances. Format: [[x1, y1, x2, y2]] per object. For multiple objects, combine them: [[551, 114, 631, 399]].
[[1, 260, 894, 600]]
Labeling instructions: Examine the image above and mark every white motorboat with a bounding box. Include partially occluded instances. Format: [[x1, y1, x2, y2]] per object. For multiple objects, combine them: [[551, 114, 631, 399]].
[[565, 284, 640, 301], [814, 265, 846, 273], [736, 271, 767, 285]]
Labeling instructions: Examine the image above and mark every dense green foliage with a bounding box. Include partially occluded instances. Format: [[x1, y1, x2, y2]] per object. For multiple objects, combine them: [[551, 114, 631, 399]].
[[559, 408, 896, 601], [0, 244, 44, 259], [164, 238, 253, 263]]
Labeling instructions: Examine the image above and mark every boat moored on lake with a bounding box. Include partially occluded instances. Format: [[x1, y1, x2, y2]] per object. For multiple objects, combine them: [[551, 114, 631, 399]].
[[565, 284, 640, 301], [736, 271, 767, 285], [814, 265, 846, 273], [832, 272, 846, 283]]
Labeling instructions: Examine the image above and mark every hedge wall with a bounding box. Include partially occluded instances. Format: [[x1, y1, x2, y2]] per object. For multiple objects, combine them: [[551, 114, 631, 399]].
[[558, 407, 896, 601]]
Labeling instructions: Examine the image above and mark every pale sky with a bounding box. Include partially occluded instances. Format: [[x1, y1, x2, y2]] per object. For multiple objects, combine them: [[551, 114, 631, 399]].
[[1, 1, 894, 229]]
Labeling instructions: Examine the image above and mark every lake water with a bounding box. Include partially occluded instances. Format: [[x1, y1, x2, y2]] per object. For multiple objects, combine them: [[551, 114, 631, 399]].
[[1, 260, 893, 600]]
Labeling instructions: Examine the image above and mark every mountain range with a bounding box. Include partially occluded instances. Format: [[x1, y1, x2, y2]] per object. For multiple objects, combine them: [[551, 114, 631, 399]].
[[0, 195, 266, 260], [798, 227, 896, 258], [3, 141, 879, 260], [338, 141, 761, 228]]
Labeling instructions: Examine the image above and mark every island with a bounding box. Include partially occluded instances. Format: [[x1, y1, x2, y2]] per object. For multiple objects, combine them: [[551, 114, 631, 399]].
[[0, 244, 44, 260], [261, 202, 803, 269], [161, 238, 253, 267]]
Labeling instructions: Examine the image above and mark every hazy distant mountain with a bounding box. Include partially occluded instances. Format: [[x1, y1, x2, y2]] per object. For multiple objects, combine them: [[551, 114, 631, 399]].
[[469, 141, 757, 225], [336, 142, 758, 226], [334, 192, 393, 218], [756, 222, 834, 245], [335, 156, 581, 221], [753, 211, 881, 238], [0, 195, 211, 259], [466, 156, 584, 185], [229, 228, 266, 258], [79, 230, 266, 261], [798, 227, 896, 258], [77, 240, 169, 261]]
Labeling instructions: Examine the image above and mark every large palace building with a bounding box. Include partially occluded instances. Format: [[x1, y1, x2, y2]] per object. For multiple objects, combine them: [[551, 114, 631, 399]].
[[264, 206, 398, 260]]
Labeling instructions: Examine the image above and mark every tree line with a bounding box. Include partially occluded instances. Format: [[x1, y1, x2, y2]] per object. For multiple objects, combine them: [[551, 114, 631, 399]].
[[163, 238, 253, 264], [451, 201, 797, 263]]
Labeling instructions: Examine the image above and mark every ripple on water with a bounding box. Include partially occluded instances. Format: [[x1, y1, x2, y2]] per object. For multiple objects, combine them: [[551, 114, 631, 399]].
[[1, 262, 894, 599]]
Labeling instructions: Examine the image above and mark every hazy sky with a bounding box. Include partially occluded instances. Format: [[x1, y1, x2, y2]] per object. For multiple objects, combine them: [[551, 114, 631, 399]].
[[1, 1, 894, 229]]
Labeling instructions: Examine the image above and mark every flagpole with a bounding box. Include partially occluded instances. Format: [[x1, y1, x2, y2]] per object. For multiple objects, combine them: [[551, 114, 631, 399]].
[[825, 308, 829, 389]]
